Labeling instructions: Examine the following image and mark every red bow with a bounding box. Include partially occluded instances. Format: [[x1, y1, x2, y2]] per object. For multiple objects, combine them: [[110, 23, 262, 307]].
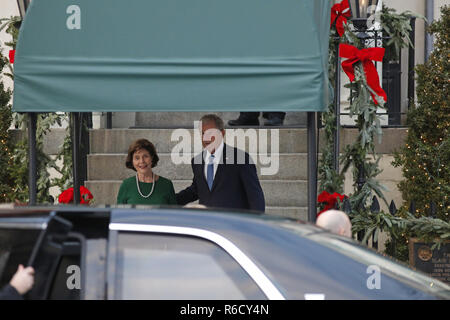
[[9, 50, 15, 64], [58, 186, 93, 205], [339, 44, 387, 105], [317, 191, 346, 216], [330, 0, 351, 37]]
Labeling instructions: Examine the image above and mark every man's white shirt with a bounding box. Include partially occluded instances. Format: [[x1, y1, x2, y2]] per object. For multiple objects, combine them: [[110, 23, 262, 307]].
[[203, 141, 224, 181]]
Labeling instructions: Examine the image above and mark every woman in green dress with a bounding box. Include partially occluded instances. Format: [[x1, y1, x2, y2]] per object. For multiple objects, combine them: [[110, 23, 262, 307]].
[[117, 139, 177, 205]]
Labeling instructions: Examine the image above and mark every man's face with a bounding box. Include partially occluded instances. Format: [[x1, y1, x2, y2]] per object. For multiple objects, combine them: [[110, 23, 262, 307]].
[[201, 121, 224, 153]]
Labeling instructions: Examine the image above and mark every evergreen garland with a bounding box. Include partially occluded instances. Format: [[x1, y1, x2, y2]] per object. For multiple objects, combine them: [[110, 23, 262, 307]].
[[380, 4, 423, 63], [8, 113, 63, 203], [0, 51, 13, 202], [54, 123, 73, 191], [0, 16, 67, 204], [318, 4, 449, 260], [318, 28, 345, 197], [339, 27, 389, 232], [319, 10, 389, 220]]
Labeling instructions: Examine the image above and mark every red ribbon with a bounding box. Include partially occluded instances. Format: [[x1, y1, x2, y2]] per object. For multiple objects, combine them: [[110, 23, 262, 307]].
[[58, 186, 93, 204], [330, 0, 351, 37], [317, 191, 346, 216], [339, 43, 387, 105], [9, 50, 15, 64]]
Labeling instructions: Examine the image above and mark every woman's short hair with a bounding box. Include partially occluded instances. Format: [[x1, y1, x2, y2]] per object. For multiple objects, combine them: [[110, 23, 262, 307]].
[[125, 139, 159, 171]]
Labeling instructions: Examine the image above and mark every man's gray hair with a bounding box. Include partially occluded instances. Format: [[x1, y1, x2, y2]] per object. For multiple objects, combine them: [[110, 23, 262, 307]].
[[200, 114, 225, 131]]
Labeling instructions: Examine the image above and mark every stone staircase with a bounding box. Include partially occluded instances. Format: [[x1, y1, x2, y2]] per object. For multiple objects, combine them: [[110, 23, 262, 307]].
[[105, 112, 306, 128], [133, 112, 306, 128], [85, 112, 310, 220], [84, 111, 407, 221]]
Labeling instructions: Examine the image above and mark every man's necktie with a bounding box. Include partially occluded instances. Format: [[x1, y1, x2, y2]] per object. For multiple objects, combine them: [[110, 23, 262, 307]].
[[207, 154, 215, 190]]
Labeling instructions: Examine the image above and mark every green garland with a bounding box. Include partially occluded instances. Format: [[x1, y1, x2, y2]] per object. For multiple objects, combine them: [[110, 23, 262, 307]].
[[9, 113, 64, 203], [54, 124, 73, 191], [318, 29, 345, 196], [380, 4, 424, 63], [339, 26, 389, 227], [352, 209, 450, 251], [0, 52, 13, 202], [319, 4, 449, 255], [319, 20, 388, 218], [0, 16, 68, 204]]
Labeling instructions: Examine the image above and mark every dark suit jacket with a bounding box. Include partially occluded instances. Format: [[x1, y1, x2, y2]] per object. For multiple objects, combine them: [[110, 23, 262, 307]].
[[176, 144, 265, 212], [0, 284, 22, 300]]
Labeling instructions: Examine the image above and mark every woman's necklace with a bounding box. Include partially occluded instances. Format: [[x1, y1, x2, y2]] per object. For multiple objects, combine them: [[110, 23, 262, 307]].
[[136, 172, 155, 198]]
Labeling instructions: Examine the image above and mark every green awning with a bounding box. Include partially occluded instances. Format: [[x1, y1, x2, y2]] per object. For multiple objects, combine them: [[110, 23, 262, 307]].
[[13, 0, 331, 112]]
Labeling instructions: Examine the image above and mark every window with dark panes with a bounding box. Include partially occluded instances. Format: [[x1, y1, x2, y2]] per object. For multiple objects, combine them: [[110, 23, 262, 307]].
[[0, 228, 41, 288], [114, 232, 266, 299], [48, 241, 81, 300]]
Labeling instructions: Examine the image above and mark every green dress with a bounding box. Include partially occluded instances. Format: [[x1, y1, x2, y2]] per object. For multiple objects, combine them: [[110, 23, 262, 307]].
[[117, 175, 177, 205]]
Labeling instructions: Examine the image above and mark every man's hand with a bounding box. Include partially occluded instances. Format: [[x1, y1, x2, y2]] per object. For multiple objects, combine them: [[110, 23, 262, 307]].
[[9, 264, 35, 295]]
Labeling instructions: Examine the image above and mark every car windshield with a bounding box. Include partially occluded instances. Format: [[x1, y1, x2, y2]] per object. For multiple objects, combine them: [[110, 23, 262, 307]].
[[277, 221, 450, 298]]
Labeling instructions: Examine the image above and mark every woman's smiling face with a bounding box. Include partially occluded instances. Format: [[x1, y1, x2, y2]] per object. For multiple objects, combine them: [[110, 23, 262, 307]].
[[133, 148, 152, 175]]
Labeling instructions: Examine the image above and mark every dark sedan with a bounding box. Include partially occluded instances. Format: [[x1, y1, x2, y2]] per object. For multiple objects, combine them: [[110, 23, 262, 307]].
[[0, 206, 448, 300]]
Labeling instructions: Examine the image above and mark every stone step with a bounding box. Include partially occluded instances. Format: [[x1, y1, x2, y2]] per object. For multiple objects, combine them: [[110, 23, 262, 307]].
[[85, 180, 308, 207], [90, 128, 310, 154], [89, 127, 407, 155], [87, 153, 308, 181], [134, 112, 307, 128], [267, 206, 308, 221]]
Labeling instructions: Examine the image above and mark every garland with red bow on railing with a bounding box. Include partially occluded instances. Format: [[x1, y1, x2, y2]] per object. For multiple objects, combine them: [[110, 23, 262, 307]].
[[330, 0, 351, 37], [339, 44, 387, 105], [318, 0, 389, 225]]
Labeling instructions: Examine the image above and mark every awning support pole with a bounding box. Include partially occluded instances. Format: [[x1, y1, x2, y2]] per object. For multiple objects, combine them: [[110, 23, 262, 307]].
[[334, 41, 341, 173], [307, 112, 318, 222], [71, 112, 81, 204], [28, 112, 37, 205]]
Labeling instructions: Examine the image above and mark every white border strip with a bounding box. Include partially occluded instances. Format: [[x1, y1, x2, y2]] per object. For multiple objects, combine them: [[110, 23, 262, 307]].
[[0, 222, 47, 230], [109, 223, 285, 300]]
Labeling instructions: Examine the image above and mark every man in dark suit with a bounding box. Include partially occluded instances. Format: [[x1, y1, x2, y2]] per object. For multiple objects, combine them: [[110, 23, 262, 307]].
[[0, 264, 35, 300], [176, 114, 265, 212]]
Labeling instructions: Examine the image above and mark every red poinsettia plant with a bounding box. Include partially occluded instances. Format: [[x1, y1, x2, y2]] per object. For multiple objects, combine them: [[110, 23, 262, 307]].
[[317, 191, 346, 216], [9, 50, 15, 64], [58, 186, 93, 205]]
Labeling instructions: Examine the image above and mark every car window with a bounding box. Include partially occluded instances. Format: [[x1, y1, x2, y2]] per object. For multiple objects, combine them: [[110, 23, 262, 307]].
[[279, 222, 450, 297], [48, 241, 81, 300], [114, 232, 266, 299], [312, 236, 450, 294], [0, 228, 42, 289], [25, 215, 73, 300]]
